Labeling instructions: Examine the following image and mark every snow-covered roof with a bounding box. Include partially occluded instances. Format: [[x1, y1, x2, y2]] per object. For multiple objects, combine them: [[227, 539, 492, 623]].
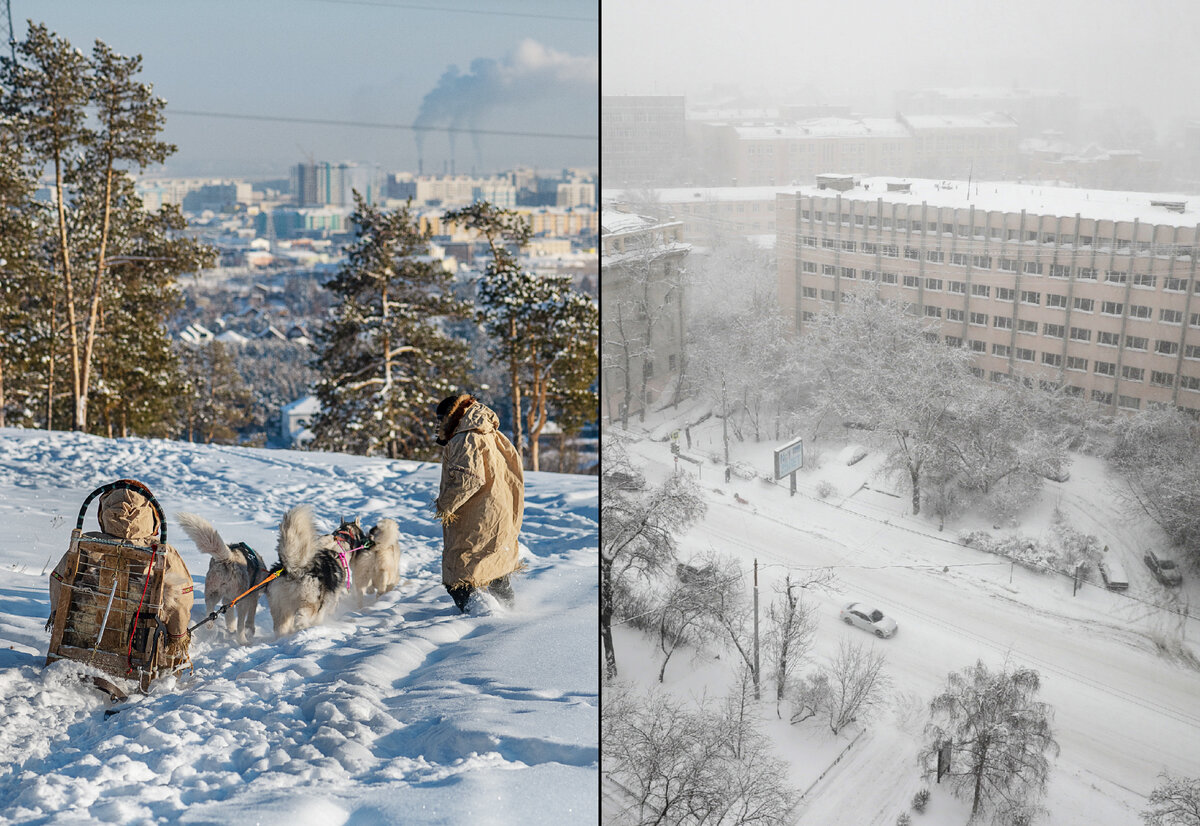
[[612, 178, 1200, 228], [790, 176, 1200, 228], [733, 118, 910, 140], [282, 395, 321, 416], [215, 330, 249, 345], [901, 113, 1018, 130], [600, 209, 681, 236]]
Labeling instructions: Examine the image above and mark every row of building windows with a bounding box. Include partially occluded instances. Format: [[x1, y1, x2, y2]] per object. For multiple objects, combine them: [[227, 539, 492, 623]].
[[802, 290, 1200, 358], [800, 238, 1198, 285], [813, 267, 1200, 320], [798, 211, 1197, 258]]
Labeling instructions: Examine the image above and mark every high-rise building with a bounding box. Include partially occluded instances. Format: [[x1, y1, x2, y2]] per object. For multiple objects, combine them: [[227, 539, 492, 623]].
[[293, 161, 383, 207], [778, 176, 1200, 415]]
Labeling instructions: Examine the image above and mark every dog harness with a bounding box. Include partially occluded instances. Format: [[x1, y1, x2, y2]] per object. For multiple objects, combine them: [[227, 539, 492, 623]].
[[332, 524, 372, 592], [230, 542, 265, 583]]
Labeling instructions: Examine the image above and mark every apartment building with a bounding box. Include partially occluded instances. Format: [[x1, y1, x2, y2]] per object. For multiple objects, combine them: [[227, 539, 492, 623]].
[[602, 95, 687, 188], [601, 209, 690, 423], [692, 114, 1019, 187], [778, 177, 1200, 415]]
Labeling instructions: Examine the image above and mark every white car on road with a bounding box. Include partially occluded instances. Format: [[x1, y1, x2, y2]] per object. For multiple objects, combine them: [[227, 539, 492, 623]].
[[839, 602, 898, 638]]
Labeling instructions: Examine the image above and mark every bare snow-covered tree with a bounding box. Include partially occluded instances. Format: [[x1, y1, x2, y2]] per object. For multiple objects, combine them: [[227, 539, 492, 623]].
[[766, 571, 830, 715], [923, 660, 1059, 822], [1108, 406, 1200, 564], [600, 437, 706, 680], [656, 567, 720, 683], [927, 379, 1068, 522], [1143, 774, 1200, 826], [602, 680, 797, 825], [689, 302, 796, 463], [802, 295, 974, 515], [789, 638, 890, 735]]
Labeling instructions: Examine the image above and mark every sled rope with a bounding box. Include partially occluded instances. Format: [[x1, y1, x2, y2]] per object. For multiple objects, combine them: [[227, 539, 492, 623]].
[[187, 566, 283, 634], [125, 559, 155, 675]]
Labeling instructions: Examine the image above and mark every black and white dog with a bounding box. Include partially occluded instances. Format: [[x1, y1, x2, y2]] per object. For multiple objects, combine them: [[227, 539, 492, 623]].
[[268, 505, 349, 637], [176, 512, 270, 645]]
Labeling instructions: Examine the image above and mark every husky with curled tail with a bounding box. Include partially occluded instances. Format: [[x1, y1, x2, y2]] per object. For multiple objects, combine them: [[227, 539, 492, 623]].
[[176, 512, 269, 645], [350, 518, 402, 608], [267, 505, 347, 637]]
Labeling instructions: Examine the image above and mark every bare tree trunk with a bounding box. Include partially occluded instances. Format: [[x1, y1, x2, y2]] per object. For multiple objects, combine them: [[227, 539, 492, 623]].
[[508, 316, 524, 467], [601, 556, 618, 680], [51, 155, 83, 431]]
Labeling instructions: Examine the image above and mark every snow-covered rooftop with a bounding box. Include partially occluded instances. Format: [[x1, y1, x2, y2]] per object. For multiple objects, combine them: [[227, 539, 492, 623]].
[[607, 177, 1200, 228], [600, 209, 681, 235], [901, 113, 1018, 130], [733, 118, 910, 140]]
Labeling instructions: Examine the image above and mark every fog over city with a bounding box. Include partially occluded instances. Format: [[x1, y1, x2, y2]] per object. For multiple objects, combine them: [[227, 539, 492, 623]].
[[603, 0, 1199, 178]]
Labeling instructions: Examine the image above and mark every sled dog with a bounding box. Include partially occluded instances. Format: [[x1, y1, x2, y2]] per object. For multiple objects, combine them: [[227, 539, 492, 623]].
[[176, 512, 269, 645], [349, 518, 402, 608], [267, 505, 349, 637]]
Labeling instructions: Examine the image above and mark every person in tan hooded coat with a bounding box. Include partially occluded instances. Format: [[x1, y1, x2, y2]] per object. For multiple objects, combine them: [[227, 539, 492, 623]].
[[434, 394, 524, 612]]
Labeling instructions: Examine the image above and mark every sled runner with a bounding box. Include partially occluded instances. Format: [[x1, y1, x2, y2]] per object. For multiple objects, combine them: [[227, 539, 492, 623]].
[[46, 479, 194, 693]]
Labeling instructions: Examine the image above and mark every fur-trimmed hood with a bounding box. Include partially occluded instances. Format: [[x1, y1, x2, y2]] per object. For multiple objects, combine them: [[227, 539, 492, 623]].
[[437, 395, 500, 446]]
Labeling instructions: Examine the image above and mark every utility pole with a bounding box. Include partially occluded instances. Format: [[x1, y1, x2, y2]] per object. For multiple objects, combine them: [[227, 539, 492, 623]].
[[3, 0, 15, 64], [753, 558, 760, 700]]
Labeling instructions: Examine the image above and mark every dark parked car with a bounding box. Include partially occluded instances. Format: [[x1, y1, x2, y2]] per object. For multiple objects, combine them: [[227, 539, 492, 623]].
[[1144, 550, 1183, 586]]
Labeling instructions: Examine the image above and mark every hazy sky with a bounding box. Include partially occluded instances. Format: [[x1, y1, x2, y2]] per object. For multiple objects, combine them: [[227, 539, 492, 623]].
[[602, 0, 1200, 137], [13, 0, 598, 179]]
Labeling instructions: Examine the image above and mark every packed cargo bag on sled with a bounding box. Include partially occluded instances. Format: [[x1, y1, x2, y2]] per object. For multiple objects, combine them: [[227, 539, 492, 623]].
[[45, 479, 194, 692]]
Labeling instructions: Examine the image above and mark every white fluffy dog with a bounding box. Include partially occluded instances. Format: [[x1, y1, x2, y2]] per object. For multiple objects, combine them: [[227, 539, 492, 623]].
[[267, 505, 348, 637], [176, 512, 269, 645], [350, 518, 402, 608]]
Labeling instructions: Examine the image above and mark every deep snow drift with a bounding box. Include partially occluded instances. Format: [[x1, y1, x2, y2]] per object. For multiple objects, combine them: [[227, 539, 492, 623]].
[[0, 427, 598, 825], [606, 408, 1200, 826]]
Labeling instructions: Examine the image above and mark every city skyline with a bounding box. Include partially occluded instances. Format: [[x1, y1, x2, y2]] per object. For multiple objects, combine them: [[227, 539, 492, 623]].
[[12, 0, 598, 178]]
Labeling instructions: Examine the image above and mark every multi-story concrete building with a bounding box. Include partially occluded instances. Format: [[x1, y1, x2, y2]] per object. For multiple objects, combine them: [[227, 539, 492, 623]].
[[778, 176, 1200, 415], [601, 209, 690, 424], [602, 95, 687, 188], [692, 114, 1018, 187], [293, 162, 384, 207], [894, 87, 1080, 139]]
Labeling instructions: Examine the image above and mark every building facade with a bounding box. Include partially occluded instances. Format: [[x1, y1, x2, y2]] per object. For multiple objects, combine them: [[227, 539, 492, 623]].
[[601, 210, 690, 424], [602, 95, 687, 188], [778, 177, 1200, 415]]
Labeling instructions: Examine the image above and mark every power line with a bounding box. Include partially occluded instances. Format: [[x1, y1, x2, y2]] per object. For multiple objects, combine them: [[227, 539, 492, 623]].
[[301, 0, 596, 21], [167, 108, 597, 142]]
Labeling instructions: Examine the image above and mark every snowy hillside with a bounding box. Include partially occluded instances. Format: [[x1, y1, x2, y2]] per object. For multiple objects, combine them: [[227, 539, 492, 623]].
[[0, 428, 598, 824], [607, 409, 1200, 826]]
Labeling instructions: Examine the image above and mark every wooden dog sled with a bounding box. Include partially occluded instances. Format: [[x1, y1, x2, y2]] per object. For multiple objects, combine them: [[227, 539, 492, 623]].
[[46, 480, 194, 695]]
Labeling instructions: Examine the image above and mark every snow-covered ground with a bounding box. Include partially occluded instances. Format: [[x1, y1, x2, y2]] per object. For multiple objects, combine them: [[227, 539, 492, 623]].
[[0, 427, 598, 824], [608, 407, 1200, 825]]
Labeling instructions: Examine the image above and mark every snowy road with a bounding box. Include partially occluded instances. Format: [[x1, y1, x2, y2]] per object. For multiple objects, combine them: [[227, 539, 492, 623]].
[[631, 435, 1200, 823]]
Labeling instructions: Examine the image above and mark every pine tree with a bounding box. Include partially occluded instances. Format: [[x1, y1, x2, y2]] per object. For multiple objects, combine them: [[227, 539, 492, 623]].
[[176, 341, 253, 444], [0, 114, 48, 427], [311, 195, 471, 460], [444, 201, 598, 471], [1, 23, 187, 433]]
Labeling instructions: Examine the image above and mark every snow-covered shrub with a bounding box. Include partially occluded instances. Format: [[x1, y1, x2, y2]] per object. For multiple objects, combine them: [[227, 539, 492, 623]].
[[816, 480, 837, 499], [896, 813, 911, 826], [911, 787, 929, 812]]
